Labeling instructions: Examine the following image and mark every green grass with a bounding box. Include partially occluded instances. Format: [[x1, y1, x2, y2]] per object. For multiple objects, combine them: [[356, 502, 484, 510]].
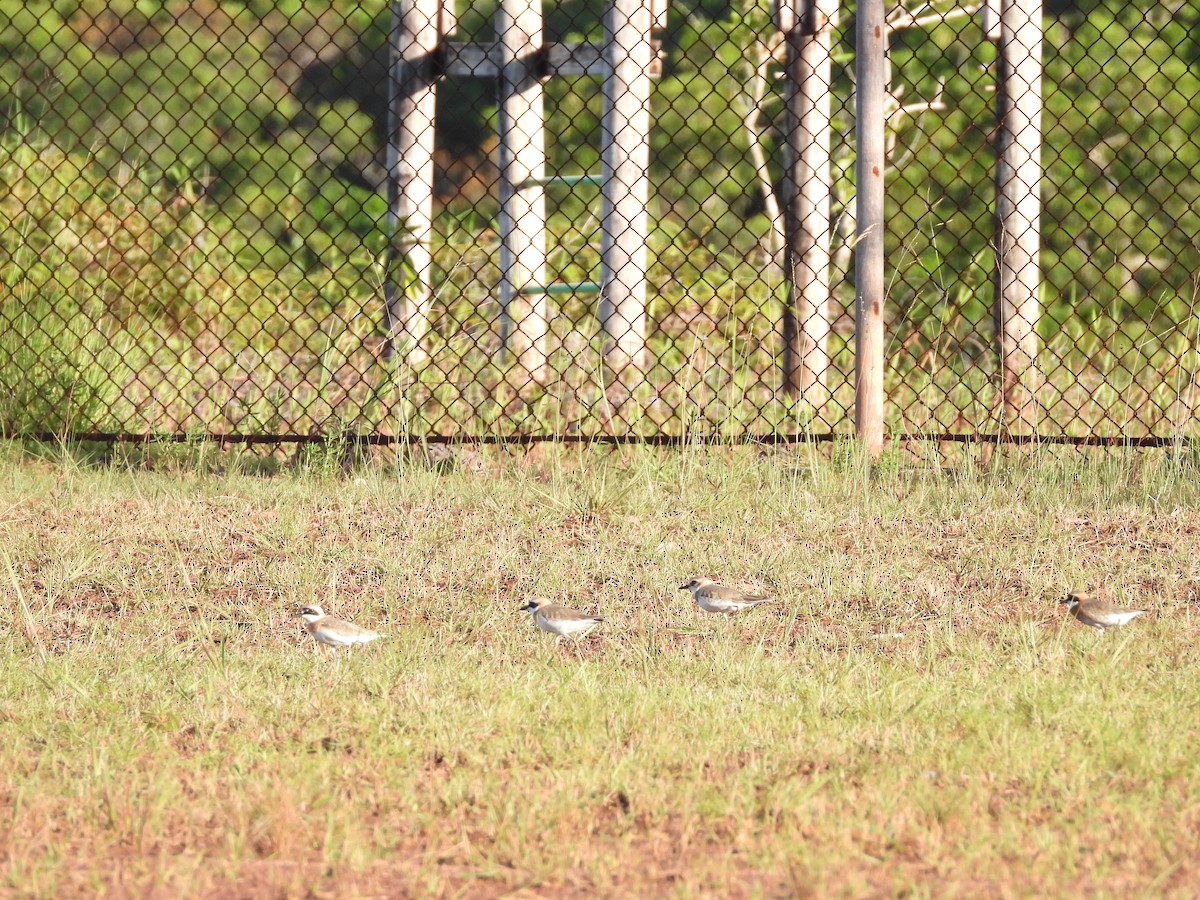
[[2, 442, 1200, 895]]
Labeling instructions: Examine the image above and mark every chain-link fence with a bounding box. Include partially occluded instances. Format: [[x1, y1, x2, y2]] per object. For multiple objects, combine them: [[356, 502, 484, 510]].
[[1, 0, 1198, 446]]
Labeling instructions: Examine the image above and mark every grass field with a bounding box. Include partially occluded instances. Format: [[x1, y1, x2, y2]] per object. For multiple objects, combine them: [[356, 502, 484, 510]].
[[3, 441, 1200, 897]]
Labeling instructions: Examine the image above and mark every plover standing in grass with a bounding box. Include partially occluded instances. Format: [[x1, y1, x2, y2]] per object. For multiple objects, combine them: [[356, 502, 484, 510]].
[[1060, 590, 1145, 632], [518, 598, 604, 640], [680, 577, 774, 615], [298, 605, 387, 653]]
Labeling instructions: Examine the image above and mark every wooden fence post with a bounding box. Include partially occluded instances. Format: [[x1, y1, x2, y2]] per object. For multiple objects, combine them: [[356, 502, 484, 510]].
[[385, 0, 440, 365], [992, 0, 1042, 430], [497, 0, 549, 382], [600, 0, 652, 379], [855, 0, 886, 457], [780, 0, 835, 408]]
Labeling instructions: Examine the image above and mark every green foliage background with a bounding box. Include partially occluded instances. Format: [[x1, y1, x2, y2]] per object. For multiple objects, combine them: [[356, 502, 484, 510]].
[[1, 0, 1199, 436]]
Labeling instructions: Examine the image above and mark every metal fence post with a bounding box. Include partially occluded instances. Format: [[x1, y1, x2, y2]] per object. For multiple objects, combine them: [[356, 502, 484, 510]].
[[855, 0, 886, 457]]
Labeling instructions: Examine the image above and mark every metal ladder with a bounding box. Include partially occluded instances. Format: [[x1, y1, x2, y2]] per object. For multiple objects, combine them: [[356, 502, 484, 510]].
[[517, 173, 603, 299]]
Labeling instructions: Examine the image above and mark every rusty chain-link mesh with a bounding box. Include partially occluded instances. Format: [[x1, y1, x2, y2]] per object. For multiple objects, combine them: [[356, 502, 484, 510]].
[[0, 0, 1197, 446]]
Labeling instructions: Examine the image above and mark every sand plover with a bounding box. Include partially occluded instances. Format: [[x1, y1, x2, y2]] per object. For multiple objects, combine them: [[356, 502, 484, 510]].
[[518, 598, 604, 640], [298, 605, 387, 652], [1061, 590, 1145, 632], [680, 577, 773, 614]]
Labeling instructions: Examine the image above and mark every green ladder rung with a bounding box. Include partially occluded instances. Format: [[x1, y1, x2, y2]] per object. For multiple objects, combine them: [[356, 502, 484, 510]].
[[520, 174, 602, 188], [519, 282, 601, 296]]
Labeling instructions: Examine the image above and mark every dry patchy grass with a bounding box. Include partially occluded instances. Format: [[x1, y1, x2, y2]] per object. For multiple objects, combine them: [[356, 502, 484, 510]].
[[2, 442, 1200, 897]]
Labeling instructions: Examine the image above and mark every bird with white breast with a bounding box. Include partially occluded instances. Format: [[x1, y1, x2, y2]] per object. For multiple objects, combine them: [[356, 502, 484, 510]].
[[680, 577, 774, 614], [1060, 590, 1145, 632], [519, 597, 605, 640], [298, 605, 387, 653]]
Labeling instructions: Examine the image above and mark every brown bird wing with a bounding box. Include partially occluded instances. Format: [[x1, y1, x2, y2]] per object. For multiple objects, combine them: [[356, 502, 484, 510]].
[[705, 585, 769, 602], [542, 603, 603, 623], [1084, 599, 1139, 617]]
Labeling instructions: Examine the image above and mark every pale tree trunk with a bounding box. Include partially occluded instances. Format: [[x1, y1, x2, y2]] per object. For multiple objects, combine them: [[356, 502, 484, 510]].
[[781, 0, 835, 407], [992, 0, 1043, 430], [854, 0, 886, 457], [385, 0, 440, 366], [600, 0, 653, 380], [739, 33, 785, 272], [497, 0, 549, 382]]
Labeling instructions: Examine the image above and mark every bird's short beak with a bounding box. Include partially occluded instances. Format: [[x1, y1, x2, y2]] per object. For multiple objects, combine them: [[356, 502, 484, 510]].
[[517, 602, 533, 613], [678, 583, 689, 591]]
